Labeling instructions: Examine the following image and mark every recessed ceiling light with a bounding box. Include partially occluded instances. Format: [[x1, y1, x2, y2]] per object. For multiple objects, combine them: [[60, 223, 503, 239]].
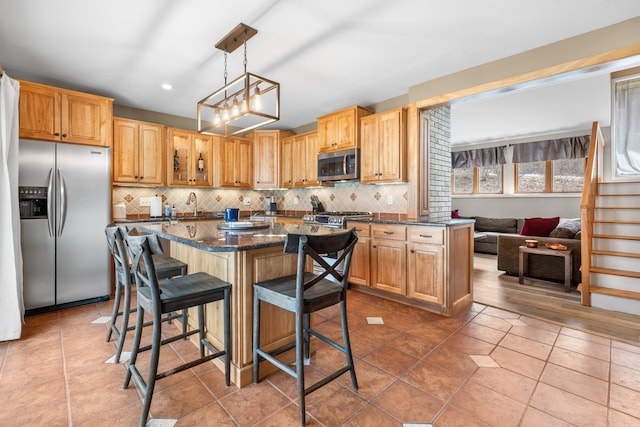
[[162, 83, 173, 90]]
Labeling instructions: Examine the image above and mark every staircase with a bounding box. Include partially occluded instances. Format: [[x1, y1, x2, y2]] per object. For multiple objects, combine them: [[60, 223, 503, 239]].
[[579, 121, 640, 315]]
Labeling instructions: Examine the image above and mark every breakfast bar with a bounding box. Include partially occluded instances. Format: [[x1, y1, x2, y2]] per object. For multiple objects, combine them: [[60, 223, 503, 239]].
[[139, 219, 347, 387]]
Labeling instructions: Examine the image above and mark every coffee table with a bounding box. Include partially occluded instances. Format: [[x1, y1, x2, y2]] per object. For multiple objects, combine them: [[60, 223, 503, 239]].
[[519, 245, 573, 292]]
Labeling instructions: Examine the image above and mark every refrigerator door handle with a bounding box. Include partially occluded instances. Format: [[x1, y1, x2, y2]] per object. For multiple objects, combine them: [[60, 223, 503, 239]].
[[46, 168, 54, 237], [58, 168, 67, 237]]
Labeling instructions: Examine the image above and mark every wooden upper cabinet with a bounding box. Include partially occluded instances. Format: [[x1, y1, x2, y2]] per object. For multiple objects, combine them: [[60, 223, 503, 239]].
[[317, 105, 373, 153], [221, 137, 253, 188], [360, 108, 406, 184], [281, 136, 294, 188], [19, 80, 112, 146], [167, 128, 214, 187], [246, 130, 294, 189], [291, 131, 321, 187], [113, 118, 165, 185]]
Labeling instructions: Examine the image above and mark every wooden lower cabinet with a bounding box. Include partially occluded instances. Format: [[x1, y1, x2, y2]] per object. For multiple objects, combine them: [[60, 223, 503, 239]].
[[348, 221, 473, 317], [347, 223, 371, 286], [370, 224, 407, 295]]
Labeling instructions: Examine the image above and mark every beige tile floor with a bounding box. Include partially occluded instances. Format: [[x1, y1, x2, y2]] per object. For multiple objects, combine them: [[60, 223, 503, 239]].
[[2, 290, 640, 426]]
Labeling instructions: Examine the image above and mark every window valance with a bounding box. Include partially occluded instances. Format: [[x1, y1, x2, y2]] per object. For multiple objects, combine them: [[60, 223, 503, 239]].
[[451, 146, 506, 169], [511, 135, 590, 164]]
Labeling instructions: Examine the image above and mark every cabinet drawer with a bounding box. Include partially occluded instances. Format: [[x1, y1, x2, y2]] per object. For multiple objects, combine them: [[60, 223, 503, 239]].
[[347, 222, 370, 237], [408, 226, 444, 245], [371, 224, 406, 241]]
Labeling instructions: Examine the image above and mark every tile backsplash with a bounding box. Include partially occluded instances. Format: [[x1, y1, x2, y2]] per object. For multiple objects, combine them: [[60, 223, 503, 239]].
[[113, 182, 409, 217]]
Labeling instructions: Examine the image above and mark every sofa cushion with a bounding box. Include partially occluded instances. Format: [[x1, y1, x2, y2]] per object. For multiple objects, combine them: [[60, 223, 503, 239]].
[[475, 217, 517, 233], [520, 217, 560, 237], [549, 219, 581, 239]]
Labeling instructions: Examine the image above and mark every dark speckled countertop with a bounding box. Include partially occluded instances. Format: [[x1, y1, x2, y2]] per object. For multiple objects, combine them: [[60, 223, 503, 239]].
[[345, 218, 475, 227], [138, 219, 351, 252]]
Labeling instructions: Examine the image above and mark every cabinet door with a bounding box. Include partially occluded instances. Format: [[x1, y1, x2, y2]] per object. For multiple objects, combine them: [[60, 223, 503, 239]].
[[360, 115, 379, 183], [348, 237, 370, 286], [378, 109, 404, 182], [168, 130, 191, 186], [371, 238, 406, 295], [112, 119, 139, 183], [407, 242, 444, 304], [221, 138, 237, 187], [19, 83, 61, 141], [192, 135, 213, 187], [317, 116, 334, 152], [281, 136, 294, 188], [62, 93, 109, 146], [304, 132, 320, 186], [334, 109, 356, 150], [235, 137, 253, 187], [254, 132, 279, 188], [138, 123, 165, 185], [292, 135, 307, 187]]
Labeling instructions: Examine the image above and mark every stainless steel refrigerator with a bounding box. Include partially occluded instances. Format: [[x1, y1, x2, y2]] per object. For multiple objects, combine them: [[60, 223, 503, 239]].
[[19, 140, 111, 313]]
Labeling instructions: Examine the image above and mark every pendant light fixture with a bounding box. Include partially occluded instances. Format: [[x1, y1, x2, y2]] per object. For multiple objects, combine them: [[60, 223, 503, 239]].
[[197, 23, 280, 136]]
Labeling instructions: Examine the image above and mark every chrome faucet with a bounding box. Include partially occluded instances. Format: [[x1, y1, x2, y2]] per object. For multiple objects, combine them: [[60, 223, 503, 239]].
[[186, 191, 197, 216]]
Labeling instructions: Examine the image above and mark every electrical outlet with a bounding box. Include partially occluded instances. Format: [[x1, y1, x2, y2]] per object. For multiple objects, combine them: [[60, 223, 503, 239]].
[[140, 197, 152, 207], [386, 195, 394, 205], [293, 196, 299, 205], [243, 197, 251, 206]]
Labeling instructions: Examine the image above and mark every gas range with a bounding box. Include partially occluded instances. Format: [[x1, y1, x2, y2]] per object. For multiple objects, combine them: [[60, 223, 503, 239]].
[[302, 211, 373, 228]]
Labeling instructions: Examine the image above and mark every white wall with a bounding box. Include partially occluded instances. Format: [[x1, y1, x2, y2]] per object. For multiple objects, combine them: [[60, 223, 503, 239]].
[[451, 73, 611, 146], [452, 195, 581, 219]]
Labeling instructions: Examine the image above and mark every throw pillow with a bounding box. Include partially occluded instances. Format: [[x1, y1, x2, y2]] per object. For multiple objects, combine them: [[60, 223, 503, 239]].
[[451, 209, 460, 218], [520, 217, 560, 237], [549, 219, 581, 239], [475, 217, 517, 233]]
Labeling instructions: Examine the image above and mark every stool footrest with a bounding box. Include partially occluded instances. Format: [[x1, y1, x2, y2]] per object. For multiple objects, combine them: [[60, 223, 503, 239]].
[[255, 348, 297, 378], [138, 329, 199, 353], [156, 350, 225, 380]]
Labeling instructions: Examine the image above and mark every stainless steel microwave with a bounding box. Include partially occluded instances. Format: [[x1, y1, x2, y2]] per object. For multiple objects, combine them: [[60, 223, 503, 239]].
[[317, 148, 360, 182]]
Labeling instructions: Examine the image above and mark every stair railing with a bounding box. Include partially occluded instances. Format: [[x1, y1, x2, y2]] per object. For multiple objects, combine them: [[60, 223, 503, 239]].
[[580, 121, 604, 306]]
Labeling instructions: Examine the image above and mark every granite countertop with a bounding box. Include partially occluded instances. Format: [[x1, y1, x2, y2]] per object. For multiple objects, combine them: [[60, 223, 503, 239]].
[[138, 219, 350, 252], [345, 218, 475, 227]]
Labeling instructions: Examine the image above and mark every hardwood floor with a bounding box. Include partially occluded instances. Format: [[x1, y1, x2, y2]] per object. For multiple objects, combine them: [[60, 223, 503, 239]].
[[473, 253, 640, 345]]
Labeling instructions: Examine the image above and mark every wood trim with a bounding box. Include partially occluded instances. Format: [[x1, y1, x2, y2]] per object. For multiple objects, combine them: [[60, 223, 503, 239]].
[[589, 285, 640, 301]]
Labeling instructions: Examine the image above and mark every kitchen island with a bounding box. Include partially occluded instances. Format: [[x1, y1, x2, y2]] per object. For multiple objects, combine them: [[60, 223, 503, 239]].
[[138, 219, 348, 387]]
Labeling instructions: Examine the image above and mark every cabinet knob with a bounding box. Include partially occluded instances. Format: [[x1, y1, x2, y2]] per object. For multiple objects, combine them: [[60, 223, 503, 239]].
[[372, 245, 377, 249], [54, 132, 60, 136], [410, 249, 415, 254], [62, 133, 67, 138]]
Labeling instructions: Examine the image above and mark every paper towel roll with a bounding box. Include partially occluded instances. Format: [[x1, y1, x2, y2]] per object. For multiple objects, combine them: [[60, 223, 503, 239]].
[[150, 196, 162, 217]]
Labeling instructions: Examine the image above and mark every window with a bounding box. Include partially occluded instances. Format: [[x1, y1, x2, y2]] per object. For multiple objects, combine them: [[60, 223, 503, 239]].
[[516, 158, 585, 193], [453, 165, 503, 194], [612, 73, 640, 178]]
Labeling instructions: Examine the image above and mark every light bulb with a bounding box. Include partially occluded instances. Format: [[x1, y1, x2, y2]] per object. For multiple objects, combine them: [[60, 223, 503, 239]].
[[213, 108, 221, 126], [222, 105, 230, 122], [231, 97, 239, 117], [252, 85, 262, 111], [240, 98, 248, 113]]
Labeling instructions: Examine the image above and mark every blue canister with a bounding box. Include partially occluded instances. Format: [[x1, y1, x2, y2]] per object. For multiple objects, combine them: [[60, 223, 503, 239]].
[[224, 208, 239, 222]]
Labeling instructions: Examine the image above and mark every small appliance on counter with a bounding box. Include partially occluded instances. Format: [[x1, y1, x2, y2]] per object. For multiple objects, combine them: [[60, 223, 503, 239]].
[[266, 196, 277, 215]]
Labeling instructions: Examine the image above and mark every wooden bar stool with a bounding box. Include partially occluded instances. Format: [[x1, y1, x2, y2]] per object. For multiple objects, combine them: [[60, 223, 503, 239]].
[[124, 231, 231, 427], [253, 229, 358, 426], [105, 225, 188, 363]]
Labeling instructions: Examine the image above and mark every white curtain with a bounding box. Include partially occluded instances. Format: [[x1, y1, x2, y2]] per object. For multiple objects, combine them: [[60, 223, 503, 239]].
[[0, 73, 23, 341], [614, 77, 640, 178]]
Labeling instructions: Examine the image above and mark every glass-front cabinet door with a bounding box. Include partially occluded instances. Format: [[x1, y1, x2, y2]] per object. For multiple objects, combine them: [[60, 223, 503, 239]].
[[167, 128, 213, 187]]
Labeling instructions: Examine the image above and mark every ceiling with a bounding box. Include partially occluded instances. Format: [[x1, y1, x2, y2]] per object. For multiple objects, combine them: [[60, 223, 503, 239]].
[[2, 0, 640, 131]]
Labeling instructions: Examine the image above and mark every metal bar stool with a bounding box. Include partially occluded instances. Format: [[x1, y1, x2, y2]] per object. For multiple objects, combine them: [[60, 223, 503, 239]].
[[253, 229, 358, 426], [105, 225, 188, 363], [124, 231, 231, 427]]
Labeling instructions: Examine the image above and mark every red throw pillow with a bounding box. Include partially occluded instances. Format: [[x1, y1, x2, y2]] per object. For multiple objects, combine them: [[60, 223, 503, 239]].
[[520, 217, 560, 237], [451, 209, 459, 218]]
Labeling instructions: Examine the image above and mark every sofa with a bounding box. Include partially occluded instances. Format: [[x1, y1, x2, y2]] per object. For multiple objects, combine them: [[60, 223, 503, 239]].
[[468, 215, 582, 286]]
